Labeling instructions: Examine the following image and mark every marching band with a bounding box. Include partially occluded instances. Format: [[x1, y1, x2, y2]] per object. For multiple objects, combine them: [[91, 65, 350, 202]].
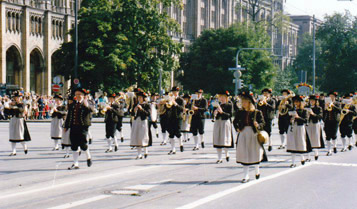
[[4, 87, 357, 183]]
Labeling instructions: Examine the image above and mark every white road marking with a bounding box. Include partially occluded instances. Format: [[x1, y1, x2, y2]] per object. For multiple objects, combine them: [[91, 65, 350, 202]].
[[176, 163, 313, 209], [47, 195, 110, 209], [314, 162, 357, 167], [124, 179, 172, 191], [0, 159, 191, 200]]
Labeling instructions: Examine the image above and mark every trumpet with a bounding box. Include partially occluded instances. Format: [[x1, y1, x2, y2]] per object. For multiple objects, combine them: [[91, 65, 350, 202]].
[[326, 103, 334, 112], [101, 104, 110, 115], [258, 96, 267, 106], [339, 104, 351, 125]]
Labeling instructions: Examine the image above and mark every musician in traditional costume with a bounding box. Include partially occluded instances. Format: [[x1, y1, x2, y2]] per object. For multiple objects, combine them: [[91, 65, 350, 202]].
[[61, 95, 73, 158], [306, 95, 324, 160], [7, 91, 31, 156], [213, 91, 233, 163], [104, 93, 121, 153], [114, 92, 126, 142], [277, 90, 293, 149], [167, 86, 185, 154], [86, 92, 95, 144], [339, 93, 356, 152], [287, 95, 312, 167], [50, 95, 67, 151], [64, 88, 94, 170], [149, 93, 160, 138], [181, 94, 191, 143], [257, 88, 276, 151], [190, 89, 208, 150], [353, 93, 357, 146], [233, 91, 266, 183], [158, 92, 169, 145], [323, 91, 341, 155], [130, 91, 152, 159]]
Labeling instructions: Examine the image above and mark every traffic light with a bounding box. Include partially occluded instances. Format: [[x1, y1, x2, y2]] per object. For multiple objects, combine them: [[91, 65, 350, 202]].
[[238, 79, 244, 89]]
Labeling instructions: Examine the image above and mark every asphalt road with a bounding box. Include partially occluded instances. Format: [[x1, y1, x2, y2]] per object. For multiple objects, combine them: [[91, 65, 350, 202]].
[[1, 120, 356, 209]]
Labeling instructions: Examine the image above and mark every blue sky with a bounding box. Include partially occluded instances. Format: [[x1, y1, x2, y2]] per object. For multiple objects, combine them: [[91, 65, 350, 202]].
[[285, 0, 357, 20]]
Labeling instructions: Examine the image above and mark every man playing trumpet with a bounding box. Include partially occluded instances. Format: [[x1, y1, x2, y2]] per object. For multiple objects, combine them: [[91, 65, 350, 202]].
[[257, 88, 276, 151], [323, 91, 341, 155], [339, 93, 356, 152], [190, 89, 208, 150]]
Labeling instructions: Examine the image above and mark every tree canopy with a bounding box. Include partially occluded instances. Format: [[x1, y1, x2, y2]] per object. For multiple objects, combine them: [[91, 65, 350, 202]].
[[54, 0, 183, 93], [179, 23, 277, 95]]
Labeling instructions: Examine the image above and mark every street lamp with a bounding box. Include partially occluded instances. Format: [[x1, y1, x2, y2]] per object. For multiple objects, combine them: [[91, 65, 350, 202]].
[[73, 0, 79, 90], [159, 68, 163, 96]]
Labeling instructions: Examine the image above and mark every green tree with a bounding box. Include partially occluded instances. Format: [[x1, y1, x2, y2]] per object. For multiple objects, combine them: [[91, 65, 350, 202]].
[[316, 12, 357, 93], [273, 66, 299, 95], [179, 23, 277, 95], [292, 33, 322, 87], [55, 0, 183, 93]]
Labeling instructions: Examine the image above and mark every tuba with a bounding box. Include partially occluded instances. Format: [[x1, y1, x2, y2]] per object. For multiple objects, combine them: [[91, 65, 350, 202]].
[[278, 95, 293, 116]]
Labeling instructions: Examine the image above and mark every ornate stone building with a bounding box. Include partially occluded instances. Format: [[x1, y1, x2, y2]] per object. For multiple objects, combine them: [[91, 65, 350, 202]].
[[1, 0, 74, 95], [0, 0, 299, 95]]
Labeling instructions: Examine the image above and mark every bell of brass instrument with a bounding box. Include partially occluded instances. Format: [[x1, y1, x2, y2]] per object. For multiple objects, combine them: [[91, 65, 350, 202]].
[[339, 104, 351, 125], [258, 96, 267, 106], [278, 95, 293, 116], [326, 103, 334, 112]]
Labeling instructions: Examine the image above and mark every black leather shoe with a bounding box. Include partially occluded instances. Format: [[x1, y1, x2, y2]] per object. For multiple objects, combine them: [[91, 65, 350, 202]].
[[114, 146, 118, 152], [226, 157, 230, 162], [333, 148, 337, 153], [241, 179, 249, 183], [62, 145, 65, 150], [315, 156, 319, 161], [121, 137, 124, 142], [156, 133, 159, 138], [216, 160, 223, 164], [290, 164, 296, 168], [268, 146, 272, 152], [89, 139, 92, 144], [168, 150, 176, 155], [79, 151, 82, 156], [144, 154, 148, 159], [68, 164, 79, 170], [348, 145, 353, 150], [201, 142, 205, 149], [341, 148, 347, 152], [105, 149, 113, 153], [187, 138, 190, 141], [9, 153, 16, 156], [255, 174, 260, 180], [180, 146, 184, 152], [301, 160, 305, 165], [24, 149, 28, 154], [306, 159, 311, 162], [87, 159, 92, 167], [326, 152, 332, 156]]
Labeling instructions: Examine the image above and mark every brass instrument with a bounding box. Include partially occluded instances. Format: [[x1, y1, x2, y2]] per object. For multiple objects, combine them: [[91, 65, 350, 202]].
[[326, 103, 334, 112], [158, 93, 174, 115], [278, 95, 293, 116], [339, 104, 351, 125], [258, 96, 267, 106], [188, 99, 196, 124], [101, 104, 110, 115]]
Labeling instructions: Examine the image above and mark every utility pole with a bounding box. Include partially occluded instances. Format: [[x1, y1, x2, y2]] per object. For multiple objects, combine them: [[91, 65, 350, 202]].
[[73, 0, 79, 90], [312, 15, 316, 93]]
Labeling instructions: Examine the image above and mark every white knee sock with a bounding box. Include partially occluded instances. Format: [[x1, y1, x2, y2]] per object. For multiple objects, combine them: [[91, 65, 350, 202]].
[[119, 131, 123, 139], [217, 148, 222, 160], [11, 142, 16, 154], [20, 142, 27, 150], [280, 134, 285, 146], [342, 137, 347, 149], [332, 140, 337, 148], [193, 135, 199, 148], [327, 141, 332, 152], [137, 147, 142, 157], [314, 149, 319, 156], [170, 138, 176, 152], [269, 137, 273, 146], [162, 133, 167, 143], [85, 149, 91, 159], [255, 165, 260, 175], [307, 153, 311, 160], [301, 155, 305, 161], [178, 137, 183, 146], [291, 154, 296, 164], [113, 137, 118, 146], [183, 133, 188, 141], [73, 151, 79, 166], [224, 148, 229, 158], [144, 147, 148, 154], [65, 147, 70, 155], [348, 137, 353, 146], [88, 131, 92, 139], [243, 166, 250, 180], [199, 134, 204, 143], [106, 138, 112, 150]]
